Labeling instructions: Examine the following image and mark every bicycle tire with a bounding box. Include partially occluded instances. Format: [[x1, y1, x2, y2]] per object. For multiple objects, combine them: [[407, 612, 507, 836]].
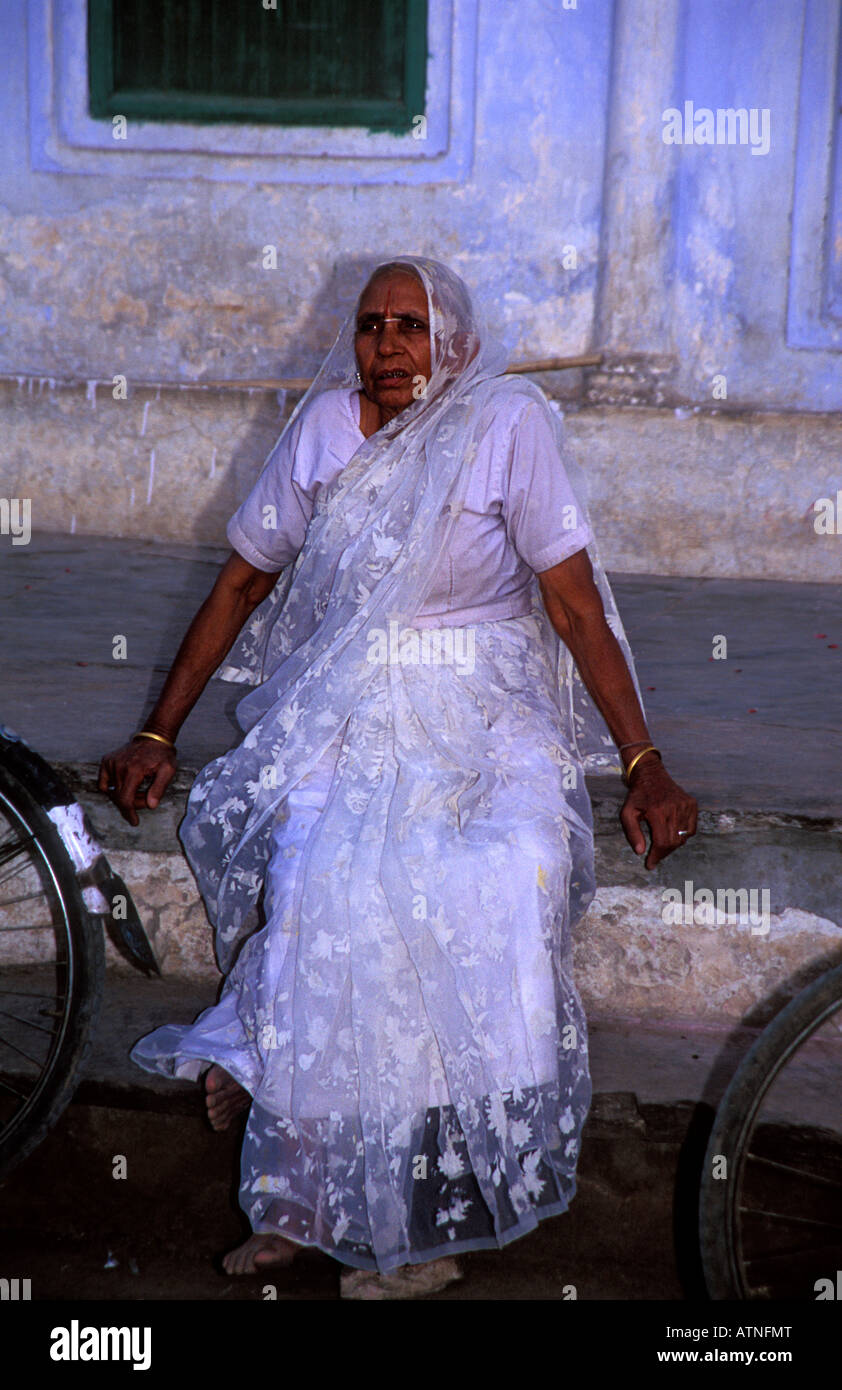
[[699, 959, 842, 1299], [0, 764, 104, 1183]]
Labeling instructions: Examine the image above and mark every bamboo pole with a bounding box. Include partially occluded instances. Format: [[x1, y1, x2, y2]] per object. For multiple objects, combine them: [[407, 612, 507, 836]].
[[187, 352, 604, 391], [0, 353, 603, 398], [505, 353, 603, 375]]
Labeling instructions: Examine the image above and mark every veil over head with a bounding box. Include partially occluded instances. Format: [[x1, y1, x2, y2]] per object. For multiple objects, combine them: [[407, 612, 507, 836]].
[[184, 255, 646, 968]]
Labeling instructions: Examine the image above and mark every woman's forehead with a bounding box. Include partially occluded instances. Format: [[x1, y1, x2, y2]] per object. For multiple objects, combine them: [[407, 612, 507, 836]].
[[357, 269, 428, 315]]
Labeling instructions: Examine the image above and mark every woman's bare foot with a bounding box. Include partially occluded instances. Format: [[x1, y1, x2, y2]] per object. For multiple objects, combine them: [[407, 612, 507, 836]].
[[222, 1234, 300, 1276], [204, 1063, 250, 1131]]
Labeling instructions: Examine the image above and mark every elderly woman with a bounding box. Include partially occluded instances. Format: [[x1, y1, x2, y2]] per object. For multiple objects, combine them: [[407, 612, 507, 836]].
[[100, 257, 696, 1300]]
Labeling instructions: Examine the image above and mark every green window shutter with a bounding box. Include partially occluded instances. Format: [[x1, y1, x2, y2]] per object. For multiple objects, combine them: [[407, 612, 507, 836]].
[[88, 0, 427, 132]]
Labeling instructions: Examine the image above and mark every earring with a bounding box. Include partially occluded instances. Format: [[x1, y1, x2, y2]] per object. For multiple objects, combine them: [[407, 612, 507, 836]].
[[354, 370, 362, 383]]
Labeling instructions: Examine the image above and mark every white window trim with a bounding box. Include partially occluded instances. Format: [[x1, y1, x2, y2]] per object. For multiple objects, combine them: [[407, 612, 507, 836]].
[[28, 0, 477, 184]]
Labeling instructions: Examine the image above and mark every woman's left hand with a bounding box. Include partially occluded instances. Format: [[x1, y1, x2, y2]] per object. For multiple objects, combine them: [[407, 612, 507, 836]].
[[620, 758, 698, 870]]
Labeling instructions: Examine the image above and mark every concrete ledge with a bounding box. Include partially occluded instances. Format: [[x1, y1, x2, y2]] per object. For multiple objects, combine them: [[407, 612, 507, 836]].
[[3, 536, 839, 1025], [89, 846, 840, 1025], [4, 376, 842, 580], [50, 757, 842, 1022]]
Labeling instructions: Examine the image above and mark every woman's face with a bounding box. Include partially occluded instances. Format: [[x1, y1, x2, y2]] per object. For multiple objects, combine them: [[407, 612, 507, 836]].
[[354, 269, 433, 422]]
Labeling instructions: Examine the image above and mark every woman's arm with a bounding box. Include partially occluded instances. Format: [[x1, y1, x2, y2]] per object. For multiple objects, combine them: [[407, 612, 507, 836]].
[[537, 548, 698, 869], [98, 551, 281, 826]]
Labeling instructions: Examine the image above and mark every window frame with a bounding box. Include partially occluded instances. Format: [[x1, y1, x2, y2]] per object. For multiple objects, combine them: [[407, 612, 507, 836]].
[[87, 0, 428, 134], [29, 0, 476, 187]]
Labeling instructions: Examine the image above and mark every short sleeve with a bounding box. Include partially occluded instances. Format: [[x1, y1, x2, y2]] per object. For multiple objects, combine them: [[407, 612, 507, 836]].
[[502, 399, 594, 573], [226, 418, 313, 572], [226, 390, 357, 572]]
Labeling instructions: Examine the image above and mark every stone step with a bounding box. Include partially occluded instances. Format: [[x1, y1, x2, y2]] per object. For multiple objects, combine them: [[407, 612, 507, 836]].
[[2, 534, 840, 1011]]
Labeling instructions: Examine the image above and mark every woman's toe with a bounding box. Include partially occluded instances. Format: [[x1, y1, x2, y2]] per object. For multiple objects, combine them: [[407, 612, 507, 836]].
[[252, 1236, 295, 1267], [222, 1234, 297, 1276]]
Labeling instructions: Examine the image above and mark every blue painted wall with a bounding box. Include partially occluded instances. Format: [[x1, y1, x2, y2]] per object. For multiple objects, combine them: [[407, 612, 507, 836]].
[[0, 0, 839, 576], [0, 0, 835, 408]]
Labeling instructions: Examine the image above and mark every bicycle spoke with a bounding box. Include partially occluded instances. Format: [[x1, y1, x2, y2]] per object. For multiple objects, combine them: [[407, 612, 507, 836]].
[[743, 1240, 842, 1267], [0, 833, 37, 872], [0, 923, 61, 932], [0, 847, 39, 886], [744, 1150, 842, 1191], [0, 989, 62, 999], [738, 1205, 842, 1234], [741, 1249, 842, 1300], [0, 889, 61, 907], [0, 1008, 59, 1037], [0, 1073, 30, 1101], [0, 1033, 47, 1067]]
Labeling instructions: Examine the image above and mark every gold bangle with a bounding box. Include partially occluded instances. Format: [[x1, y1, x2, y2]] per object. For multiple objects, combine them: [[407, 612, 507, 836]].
[[622, 745, 661, 784], [133, 729, 176, 751]]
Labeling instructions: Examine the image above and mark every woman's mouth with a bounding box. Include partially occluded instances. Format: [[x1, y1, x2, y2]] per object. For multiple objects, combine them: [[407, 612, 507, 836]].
[[375, 369, 409, 384]]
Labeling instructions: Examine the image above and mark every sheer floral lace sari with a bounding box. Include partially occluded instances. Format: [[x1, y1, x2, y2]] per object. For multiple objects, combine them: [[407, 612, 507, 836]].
[[131, 257, 646, 1272]]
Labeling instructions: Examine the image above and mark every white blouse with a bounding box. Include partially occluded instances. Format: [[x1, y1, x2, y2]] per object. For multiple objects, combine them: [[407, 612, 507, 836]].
[[227, 386, 593, 628]]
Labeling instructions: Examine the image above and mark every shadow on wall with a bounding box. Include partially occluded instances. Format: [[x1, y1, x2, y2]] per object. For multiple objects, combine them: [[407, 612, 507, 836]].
[[273, 252, 399, 381], [184, 249, 431, 598], [168, 254, 406, 737]]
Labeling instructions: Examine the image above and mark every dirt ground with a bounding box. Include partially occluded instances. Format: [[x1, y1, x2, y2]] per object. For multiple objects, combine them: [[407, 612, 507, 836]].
[[0, 1091, 696, 1302]]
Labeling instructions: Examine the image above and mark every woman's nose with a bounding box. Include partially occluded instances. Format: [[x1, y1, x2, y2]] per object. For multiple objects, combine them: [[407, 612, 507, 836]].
[[377, 320, 403, 352]]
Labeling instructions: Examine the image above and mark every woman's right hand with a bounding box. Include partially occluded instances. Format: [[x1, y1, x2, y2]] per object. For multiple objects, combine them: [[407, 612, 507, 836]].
[[98, 738, 178, 827]]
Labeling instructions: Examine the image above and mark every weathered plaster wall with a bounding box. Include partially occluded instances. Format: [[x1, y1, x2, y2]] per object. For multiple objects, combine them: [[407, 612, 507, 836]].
[[592, 0, 842, 412], [1, 0, 839, 571], [1, 0, 611, 379], [4, 378, 841, 580]]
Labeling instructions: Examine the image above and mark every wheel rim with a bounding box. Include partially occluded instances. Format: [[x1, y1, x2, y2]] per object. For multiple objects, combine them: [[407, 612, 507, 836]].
[[713, 990, 842, 1299], [0, 786, 78, 1150]]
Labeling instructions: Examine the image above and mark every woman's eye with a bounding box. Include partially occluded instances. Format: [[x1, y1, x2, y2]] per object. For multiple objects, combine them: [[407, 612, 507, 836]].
[[355, 318, 427, 334]]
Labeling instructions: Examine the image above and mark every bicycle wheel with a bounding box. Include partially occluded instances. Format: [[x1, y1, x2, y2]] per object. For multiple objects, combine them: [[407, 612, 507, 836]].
[[699, 960, 842, 1299], [0, 763, 104, 1182]]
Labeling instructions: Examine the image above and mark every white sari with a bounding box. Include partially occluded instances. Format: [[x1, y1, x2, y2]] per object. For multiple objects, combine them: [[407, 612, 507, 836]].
[[131, 257, 646, 1271]]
